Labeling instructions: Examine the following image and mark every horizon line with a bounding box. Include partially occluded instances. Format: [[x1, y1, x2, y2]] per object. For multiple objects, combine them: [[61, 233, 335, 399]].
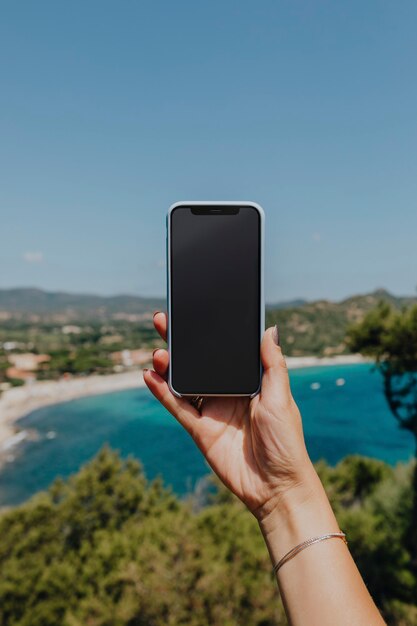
[[0, 285, 415, 306]]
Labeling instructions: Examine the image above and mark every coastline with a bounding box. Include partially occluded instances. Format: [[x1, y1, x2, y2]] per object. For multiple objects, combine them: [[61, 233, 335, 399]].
[[0, 353, 370, 454], [0, 371, 146, 454], [284, 353, 370, 369]]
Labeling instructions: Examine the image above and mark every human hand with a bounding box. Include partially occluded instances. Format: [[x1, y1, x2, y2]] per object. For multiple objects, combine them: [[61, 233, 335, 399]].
[[143, 313, 318, 523], [144, 316, 386, 626]]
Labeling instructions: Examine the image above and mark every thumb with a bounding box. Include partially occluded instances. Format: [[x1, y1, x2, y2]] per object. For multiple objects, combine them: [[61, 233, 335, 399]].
[[260, 325, 292, 404]]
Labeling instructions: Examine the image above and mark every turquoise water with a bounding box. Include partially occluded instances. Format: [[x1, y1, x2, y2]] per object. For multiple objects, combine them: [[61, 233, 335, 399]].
[[0, 364, 414, 506]]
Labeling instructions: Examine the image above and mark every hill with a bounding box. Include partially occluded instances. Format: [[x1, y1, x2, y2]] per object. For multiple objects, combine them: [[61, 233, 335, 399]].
[[266, 288, 417, 356], [0, 287, 415, 356], [0, 288, 165, 320]]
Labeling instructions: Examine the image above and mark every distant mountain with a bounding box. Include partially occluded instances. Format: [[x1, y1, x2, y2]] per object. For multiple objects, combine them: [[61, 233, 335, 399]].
[[266, 288, 417, 357], [0, 288, 165, 319], [0, 289, 326, 316], [1, 288, 416, 356], [266, 298, 308, 309]]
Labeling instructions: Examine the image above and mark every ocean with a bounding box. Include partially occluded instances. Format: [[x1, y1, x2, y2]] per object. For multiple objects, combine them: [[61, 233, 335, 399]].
[[0, 363, 414, 507]]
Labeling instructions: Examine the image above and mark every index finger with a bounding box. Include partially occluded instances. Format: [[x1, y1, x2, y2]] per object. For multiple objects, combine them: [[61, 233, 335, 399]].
[[143, 368, 201, 437]]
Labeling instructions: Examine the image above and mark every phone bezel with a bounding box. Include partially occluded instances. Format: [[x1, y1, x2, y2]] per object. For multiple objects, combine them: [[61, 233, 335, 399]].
[[166, 200, 265, 398]]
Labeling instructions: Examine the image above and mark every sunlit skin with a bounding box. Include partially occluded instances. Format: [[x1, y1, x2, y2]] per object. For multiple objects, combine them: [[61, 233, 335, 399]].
[[143, 312, 386, 626], [144, 312, 314, 522]]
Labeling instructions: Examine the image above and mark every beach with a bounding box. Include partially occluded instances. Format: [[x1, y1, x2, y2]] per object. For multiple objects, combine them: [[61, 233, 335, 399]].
[[0, 371, 146, 455], [284, 353, 369, 369], [0, 353, 369, 456]]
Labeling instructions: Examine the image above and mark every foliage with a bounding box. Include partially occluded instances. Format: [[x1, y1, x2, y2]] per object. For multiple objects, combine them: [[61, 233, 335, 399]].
[[0, 448, 416, 626], [347, 302, 417, 430], [0, 448, 284, 626], [38, 348, 115, 378], [317, 457, 415, 607], [0, 318, 160, 381], [6, 377, 25, 387], [266, 288, 414, 357], [347, 300, 417, 568], [1, 290, 415, 373], [0, 349, 9, 388]]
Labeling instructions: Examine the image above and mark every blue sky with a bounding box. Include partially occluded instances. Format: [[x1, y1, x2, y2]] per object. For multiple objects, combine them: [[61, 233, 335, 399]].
[[1, 1, 416, 302]]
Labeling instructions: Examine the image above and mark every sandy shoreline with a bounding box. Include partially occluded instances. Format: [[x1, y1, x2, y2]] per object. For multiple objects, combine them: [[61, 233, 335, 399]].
[[0, 371, 146, 453], [0, 353, 370, 454], [284, 353, 370, 369]]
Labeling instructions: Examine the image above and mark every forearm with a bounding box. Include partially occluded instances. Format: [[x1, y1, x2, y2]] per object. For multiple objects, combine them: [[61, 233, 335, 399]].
[[258, 462, 386, 626]]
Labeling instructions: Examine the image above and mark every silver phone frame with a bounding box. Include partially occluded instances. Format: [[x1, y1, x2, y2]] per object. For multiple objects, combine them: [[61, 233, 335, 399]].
[[166, 200, 265, 399]]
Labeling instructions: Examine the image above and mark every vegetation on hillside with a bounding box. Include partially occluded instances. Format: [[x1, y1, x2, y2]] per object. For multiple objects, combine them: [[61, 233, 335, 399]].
[[0, 288, 165, 319], [347, 301, 417, 561], [266, 289, 416, 357], [1, 289, 415, 390], [0, 319, 161, 386], [0, 448, 416, 626]]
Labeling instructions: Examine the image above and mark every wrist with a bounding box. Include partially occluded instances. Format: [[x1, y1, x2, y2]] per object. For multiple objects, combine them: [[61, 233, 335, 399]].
[[257, 462, 341, 569], [256, 459, 321, 529]]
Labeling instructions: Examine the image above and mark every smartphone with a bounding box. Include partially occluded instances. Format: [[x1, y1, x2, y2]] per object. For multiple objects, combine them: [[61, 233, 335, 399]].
[[167, 201, 264, 397]]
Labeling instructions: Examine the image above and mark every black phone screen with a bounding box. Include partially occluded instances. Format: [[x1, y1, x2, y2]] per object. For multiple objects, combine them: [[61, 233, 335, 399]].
[[169, 205, 261, 395]]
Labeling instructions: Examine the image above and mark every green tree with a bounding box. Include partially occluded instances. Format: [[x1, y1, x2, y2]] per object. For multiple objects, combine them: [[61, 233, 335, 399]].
[[0, 448, 286, 626], [0, 448, 416, 624], [347, 301, 417, 562]]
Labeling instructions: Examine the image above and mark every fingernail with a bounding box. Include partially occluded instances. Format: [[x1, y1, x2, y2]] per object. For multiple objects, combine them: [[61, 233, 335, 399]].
[[142, 368, 149, 375], [272, 324, 280, 346], [153, 310, 160, 319], [152, 348, 159, 357]]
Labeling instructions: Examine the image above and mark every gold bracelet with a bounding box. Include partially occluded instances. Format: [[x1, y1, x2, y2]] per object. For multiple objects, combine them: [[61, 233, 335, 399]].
[[273, 531, 348, 574]]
